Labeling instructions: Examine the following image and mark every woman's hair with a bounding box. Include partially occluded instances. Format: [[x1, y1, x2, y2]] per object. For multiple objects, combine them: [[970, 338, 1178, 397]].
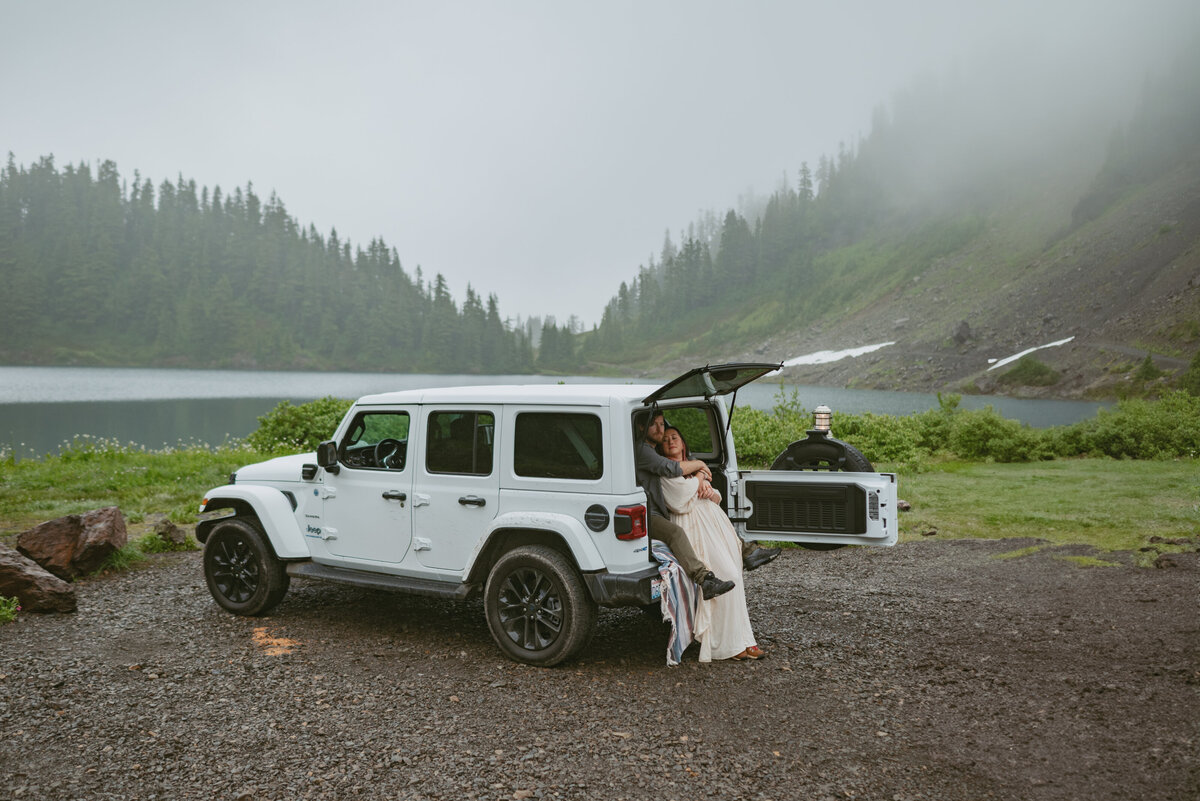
[[656, 425, 690, 460]]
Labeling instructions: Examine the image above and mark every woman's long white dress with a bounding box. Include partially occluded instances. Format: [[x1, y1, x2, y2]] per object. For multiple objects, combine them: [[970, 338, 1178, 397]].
[[661, 476, 757, 662]]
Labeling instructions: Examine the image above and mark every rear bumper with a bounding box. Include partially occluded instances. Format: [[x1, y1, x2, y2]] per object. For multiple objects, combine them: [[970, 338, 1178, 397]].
[[583, 564, 660, 607]]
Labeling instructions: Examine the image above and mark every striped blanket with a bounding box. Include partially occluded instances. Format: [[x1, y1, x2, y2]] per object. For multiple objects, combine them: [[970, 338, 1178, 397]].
[[651, 542, 699, 666]]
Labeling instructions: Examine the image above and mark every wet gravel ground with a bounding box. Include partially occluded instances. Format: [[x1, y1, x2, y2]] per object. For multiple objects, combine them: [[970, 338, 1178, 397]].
[[1, 539, 1197, 801]]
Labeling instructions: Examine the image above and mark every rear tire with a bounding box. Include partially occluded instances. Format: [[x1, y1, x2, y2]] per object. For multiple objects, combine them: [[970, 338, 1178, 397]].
[[484, 545, 596, 667], [203, 519, 290, 616], [771, 437, 875, 551], [770, 438, 874, 472]]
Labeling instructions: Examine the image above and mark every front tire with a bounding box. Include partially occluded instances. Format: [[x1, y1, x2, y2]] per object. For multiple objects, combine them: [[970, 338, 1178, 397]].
[[203, 519, 290, 616], [484, 545, 596, 667]]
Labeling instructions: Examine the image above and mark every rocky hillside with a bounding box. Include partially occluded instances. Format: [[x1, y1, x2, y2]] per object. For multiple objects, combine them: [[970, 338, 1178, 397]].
[[705, 141, 1199, 401]]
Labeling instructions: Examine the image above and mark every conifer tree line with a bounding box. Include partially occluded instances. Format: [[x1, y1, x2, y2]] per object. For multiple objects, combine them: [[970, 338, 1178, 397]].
[[0, 155, 544, 373]]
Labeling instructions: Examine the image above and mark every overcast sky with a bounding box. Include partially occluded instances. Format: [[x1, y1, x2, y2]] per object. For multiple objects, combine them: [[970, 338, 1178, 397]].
[[4, 1, 1195, 326]]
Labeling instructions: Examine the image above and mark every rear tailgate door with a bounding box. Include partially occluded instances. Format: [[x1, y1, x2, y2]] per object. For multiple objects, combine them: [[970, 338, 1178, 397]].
[[733, 470, 898, 547]]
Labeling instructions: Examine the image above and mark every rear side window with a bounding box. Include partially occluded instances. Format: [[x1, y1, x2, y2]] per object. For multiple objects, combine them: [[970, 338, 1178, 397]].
[[426, 411, 495, 475], [514, 412, 603, 480]]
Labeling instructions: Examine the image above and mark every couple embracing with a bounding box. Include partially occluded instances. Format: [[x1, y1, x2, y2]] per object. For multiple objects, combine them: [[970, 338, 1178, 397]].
[[635, 411, 780, 663]]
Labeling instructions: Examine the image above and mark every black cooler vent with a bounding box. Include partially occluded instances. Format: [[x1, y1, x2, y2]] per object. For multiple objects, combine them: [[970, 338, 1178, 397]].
[[747, 483, 867, 535]]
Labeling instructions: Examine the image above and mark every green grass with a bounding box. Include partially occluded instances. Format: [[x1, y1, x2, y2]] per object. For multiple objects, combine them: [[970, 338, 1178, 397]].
[[1056, 555, 1123, 568], [0, 441, 264, 539], [2, 440, 1196, 570], [889, 458, 1199, 553]]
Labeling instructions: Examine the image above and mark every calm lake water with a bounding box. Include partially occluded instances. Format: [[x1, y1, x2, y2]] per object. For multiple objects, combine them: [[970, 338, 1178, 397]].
[[0, 366, 1111, 457]]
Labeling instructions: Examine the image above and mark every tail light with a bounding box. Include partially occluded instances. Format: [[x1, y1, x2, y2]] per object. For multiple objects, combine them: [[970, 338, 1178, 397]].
[[614, 504, 647, 541]]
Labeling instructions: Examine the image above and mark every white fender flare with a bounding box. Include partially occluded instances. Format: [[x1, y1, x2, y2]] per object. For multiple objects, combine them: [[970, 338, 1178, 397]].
[[463, 510, 606, 581], [198, 485, 311, 559]]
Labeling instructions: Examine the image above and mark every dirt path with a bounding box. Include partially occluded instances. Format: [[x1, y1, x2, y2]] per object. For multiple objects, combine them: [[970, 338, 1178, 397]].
[[2, 540, 1197, 801]]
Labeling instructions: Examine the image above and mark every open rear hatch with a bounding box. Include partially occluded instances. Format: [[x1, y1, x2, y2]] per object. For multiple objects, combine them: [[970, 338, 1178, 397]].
[[642, 362, 782, 405]]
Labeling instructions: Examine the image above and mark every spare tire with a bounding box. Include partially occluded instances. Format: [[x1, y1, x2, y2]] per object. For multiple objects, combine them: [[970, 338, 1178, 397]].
[[770, 433, 874, 472], [769, 433, 874, 550]]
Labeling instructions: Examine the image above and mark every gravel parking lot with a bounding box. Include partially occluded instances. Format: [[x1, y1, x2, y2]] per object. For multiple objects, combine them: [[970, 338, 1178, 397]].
[[2, 539, 1197, 801]]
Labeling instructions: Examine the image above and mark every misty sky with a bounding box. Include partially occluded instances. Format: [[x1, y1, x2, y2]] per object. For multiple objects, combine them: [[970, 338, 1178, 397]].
[[4, 1, 1195, 326]]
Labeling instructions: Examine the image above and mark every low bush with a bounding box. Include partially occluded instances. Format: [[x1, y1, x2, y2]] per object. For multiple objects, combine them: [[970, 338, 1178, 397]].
[[731, 388, 1198, 466], [1133, 354, 1164, 382], [1176, 349, 1200, 396], [134, 531, 198, 554], [0, 596, 19, 624], [1052, 391, 1200, 459], [946, 407, 1051, 462], [245, 396, 353, 453], [997, 355, 1060, 387], [729, 407, 803, 466]]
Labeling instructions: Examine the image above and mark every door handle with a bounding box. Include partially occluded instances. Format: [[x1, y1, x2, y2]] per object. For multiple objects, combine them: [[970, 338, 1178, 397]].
[[382, 491, 407, 502], [458, 495, 486, 507]]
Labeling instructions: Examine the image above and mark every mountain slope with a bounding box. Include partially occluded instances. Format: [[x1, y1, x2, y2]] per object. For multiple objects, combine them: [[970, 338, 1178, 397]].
[[718, 147, 1200, 399]]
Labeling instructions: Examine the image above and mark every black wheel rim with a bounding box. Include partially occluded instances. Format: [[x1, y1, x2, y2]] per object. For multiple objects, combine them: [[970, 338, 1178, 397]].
[[496, 566, 563, 651], [210, 534, 260, 604]]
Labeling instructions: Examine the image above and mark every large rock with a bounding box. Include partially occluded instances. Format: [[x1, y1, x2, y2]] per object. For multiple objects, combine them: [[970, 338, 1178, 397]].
[[152, 515, 187, 547], [0, 544, 77, 612], [952, 320, 972, 345], [16, 506, 128, 581]]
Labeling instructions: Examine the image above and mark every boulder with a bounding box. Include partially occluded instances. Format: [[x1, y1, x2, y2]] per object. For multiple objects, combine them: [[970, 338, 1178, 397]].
[[153, 517, 187, 547], [952, 320, 972, 345], [16, 506, 127, 580], [0, 544, 77, 612]]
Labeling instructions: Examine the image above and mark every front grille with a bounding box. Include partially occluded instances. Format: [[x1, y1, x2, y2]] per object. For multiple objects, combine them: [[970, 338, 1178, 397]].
[[747, 483, 866, 535]]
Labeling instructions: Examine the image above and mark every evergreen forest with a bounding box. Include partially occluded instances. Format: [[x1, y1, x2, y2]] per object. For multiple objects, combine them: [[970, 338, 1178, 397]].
[[0, 159, 555, 373]]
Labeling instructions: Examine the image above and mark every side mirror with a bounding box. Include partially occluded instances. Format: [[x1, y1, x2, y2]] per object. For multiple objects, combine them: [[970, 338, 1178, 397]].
[[316, 440, 340, 474]]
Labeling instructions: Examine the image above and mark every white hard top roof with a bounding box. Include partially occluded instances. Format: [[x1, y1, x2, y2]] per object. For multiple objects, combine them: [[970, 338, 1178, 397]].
[[354, 383, 660, 407]]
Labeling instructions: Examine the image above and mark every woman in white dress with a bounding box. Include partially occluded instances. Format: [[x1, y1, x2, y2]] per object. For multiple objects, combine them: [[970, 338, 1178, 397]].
[[658, 426, 764, 662]]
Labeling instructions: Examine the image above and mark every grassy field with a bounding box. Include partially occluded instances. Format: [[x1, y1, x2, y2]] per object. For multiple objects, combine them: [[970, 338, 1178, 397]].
[[1, 447, 1196, 563], [0, 444, 253, 537], [886, 458, 1199, 560]]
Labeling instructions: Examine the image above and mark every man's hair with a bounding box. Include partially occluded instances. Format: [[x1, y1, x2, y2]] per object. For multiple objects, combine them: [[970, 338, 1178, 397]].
[[635, 409, 666, 438]]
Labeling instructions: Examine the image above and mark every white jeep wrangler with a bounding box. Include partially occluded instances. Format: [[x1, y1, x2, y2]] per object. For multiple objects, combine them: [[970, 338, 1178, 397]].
[[198, 363, 897, 666]]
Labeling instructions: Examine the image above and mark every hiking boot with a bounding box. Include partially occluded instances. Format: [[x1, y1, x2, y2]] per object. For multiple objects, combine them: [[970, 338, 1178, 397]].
[[698, 572, 735, 600], [743, 546, 782, 571]]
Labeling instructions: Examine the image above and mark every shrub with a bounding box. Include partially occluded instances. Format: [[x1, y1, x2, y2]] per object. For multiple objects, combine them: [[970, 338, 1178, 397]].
[[947, 407, 1050, 462], [831, 411, 927, 465], [731, 407, 805, 467], [134, 531, 198, 554], [1176, 349, 1200, 396], [1056, 391, 1200, 459], [246, 396, 354, 453], [997, 355, 1059, 387], [0, 596, 19, 624], [1133, 354, 1163, 382]]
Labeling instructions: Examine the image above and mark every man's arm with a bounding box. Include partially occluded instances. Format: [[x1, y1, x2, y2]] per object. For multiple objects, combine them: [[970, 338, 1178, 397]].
[[635, 441, 683, 478], [679, 459, 712, 481]]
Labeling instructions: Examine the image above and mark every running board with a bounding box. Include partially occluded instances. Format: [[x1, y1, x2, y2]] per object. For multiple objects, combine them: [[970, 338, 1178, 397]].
[[286, 561, 474, 600]]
